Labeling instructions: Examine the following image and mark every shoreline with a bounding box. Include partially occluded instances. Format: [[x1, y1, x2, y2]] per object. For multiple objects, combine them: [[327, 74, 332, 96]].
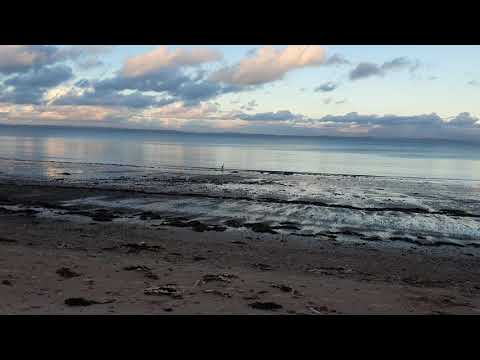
[[3, 155, 480, 183], [1, 182, 479, 314]]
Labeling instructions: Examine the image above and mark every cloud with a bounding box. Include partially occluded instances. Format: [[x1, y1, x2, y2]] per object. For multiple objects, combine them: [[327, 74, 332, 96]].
[[125, 102, 246, 131], [4, 65, 73, 88], [55, 45, 114, 62], [322, 97, 348, 105], [310, 112, 480, 139], [381, 57, 411, 71], [238, 110, 303, 122], [0, 103, 129, 124], [318, 112, 449, 127], [51, 45, 243, 108], [349, 57, 418, 81], [349, 62, 383, 80], [0, 86, 44, 105], [122, 46, 222, 78], [238, 111, 479, 133], [324, 54, 351, 66], [53, 87, 169, 109], [0, 45, 115, 75], [54, 45, 115, 70], [0, 65, 74, 105], [55, 64, 242, 108], [231, 110, 480, 140], [77, 58, 104, 70], [3, 99, 480, 141], [315, 81, 338, 92], [241, 100, 258, 111], [409, 59, 421, 74], [447, 112, 479, 127], [211, 45, 326, 85], [0, 45, 60, 74]]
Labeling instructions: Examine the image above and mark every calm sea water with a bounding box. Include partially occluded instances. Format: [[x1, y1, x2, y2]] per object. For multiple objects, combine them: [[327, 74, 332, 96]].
[[1, 124, 480, 181]]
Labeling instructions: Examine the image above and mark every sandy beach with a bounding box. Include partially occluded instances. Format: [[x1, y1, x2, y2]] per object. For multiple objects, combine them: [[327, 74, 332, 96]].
[[1, 44, 480, 316], [1, 180, 479, 314]]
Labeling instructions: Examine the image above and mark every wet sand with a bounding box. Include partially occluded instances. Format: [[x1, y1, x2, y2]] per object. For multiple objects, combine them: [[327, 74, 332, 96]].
[[1, 183, 479, 314]]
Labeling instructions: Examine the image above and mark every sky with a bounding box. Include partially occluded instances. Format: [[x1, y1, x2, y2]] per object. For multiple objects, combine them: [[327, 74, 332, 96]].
[[0, 45, 480, 140]]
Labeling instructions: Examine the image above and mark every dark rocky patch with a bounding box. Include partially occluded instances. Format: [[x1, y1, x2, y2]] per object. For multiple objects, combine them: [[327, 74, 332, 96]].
[[333, 229, 363, 237], [208, 225, 227, 232], [203, 289, 232, 298], [0, 207, 38, 216], [91, 209, 117, 222], [144, 272, 160, 280], [306, 266, 352, 276], [437, 209, 479, 217], [65, 210, 93, 217], [316, 232, 337, 239], [101, 246, 120, 251], [252, 263, 272, 271], [123, 265, 152, 272], [292, 233, 316, 237], [64, 297, 115, 307], [232, 241, 247, 245], [56, 267, 81, 278], [249, 301, 283, 311], [389, 236, 464, 248], [359, 235, 383, 242], [224, 219, 243, 228], [389, 236, 417, 243], [122, 242, 163, 253], [244, 222, 277, 234], [308, 305, 336, 314], [272, 223, 301, 230], [430, 241, 465, 248], [188, 221, 209, 232], [271, 284, 293, 293], [163, 218, 226, 232], [139, 211, 163, 220], [164, 218, 191, 228]]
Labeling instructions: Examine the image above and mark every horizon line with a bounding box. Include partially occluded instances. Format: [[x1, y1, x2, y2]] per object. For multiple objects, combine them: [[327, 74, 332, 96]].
[[0, 122, 479, 145]]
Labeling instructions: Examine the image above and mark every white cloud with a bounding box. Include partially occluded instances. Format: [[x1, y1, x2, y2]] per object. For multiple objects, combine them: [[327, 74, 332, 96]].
[[211, 45, 326, 85], [2, 100, 480, 141], [0, 103, 127, 123], [143, 101, 219, 119], [122, 46, 222, 78]]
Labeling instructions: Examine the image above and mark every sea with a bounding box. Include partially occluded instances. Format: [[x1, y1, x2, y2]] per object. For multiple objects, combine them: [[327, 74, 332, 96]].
[[1, 124, 480, 248], [1, 123, 480, 181]]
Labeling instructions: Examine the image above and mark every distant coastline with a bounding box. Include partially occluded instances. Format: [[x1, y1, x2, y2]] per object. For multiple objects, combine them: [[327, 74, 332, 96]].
[[1, 122, 479, 145]]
